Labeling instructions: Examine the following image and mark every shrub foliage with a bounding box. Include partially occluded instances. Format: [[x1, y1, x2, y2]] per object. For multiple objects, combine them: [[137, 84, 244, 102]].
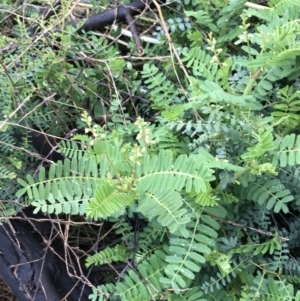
[[1, 0, 300, 300]]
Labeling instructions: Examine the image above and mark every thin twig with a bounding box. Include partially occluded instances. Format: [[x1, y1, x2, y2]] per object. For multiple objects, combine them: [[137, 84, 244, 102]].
[[216, 217, 289, 241]]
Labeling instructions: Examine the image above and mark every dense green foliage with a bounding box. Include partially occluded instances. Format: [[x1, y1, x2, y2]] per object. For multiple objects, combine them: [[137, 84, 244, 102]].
[[1, 0, 300, 300]]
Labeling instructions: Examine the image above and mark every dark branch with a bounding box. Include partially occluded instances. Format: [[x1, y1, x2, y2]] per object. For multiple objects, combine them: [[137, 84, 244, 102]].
[[124, 9, 144, 55], [77, 0, 154, 33], [0, 209, 91, 301]]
